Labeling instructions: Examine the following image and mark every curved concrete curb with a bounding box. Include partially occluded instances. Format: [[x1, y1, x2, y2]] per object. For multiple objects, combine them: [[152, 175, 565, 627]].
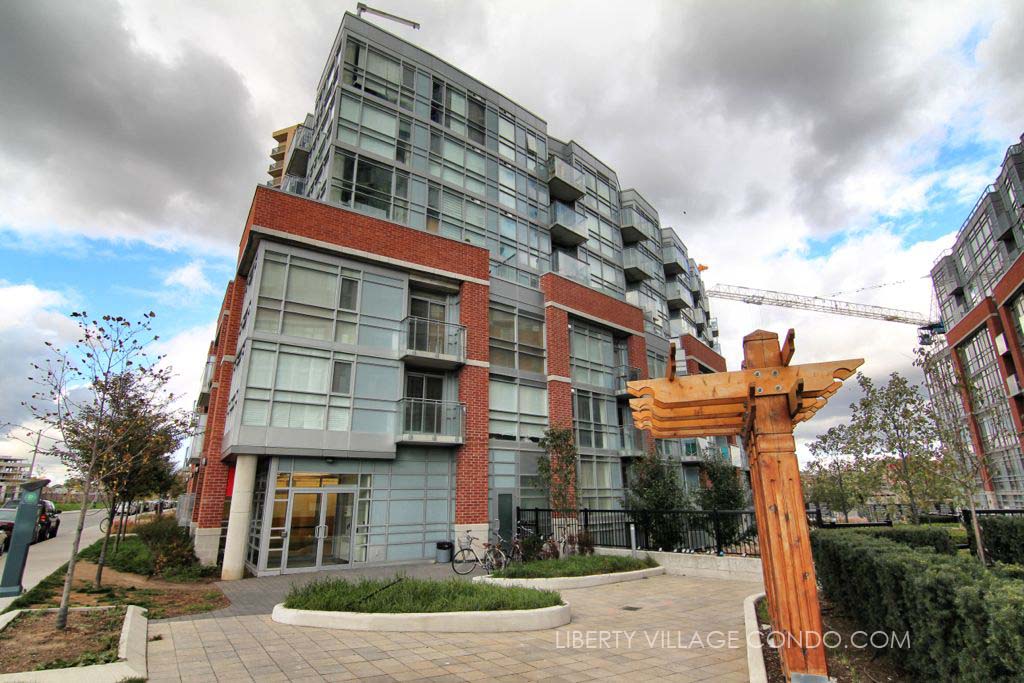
[[743, 592, 768, 683], [272, 601, 571, 632], [473, 565, 664, 590], [0, 605, 148, 682]]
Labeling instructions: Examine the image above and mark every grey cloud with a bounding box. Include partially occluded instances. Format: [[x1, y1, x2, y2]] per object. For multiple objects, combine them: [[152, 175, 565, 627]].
[[0, 0, 267, 246]]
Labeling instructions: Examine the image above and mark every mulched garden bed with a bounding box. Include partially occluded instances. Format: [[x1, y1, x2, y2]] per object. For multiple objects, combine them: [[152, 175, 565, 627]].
[[756, 596, 911, 683], [0, 607, 124, 673]]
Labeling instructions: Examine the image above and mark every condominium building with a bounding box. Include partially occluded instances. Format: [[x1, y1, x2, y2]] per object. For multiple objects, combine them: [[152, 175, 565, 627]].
[[929, 133, 1024, 508], [0, 455, 28, 500], [186, 13, 737, 578]]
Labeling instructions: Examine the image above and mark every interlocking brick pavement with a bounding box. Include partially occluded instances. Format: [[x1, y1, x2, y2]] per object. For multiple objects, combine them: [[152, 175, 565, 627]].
[[148, 573, 759, 682]]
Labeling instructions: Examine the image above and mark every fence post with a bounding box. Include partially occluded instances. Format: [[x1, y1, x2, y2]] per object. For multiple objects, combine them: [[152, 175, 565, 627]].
[[629, 523, 637, 559], [712, 510, 724, 556], [583, 507, 589, 531]]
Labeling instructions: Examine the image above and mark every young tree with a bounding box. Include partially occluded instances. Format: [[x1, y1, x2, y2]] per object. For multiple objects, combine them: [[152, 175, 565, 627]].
[[537, 427, 578, 511], [846, 373, 956, 524], [806, 424, 884, 521], [624, 450, 688, 550], [697, 447, 746, 512], [25, 312, 166, 629], [917, 345, 993, 564]]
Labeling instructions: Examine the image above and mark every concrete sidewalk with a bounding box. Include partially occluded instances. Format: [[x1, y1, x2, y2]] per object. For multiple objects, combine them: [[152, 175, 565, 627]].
[[148, 573, 759, 682]]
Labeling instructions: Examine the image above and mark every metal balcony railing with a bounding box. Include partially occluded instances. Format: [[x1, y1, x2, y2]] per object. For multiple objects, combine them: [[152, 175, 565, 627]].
[[397, 398, 465, 443], [402, 317, 466, 361], [615, 365, 642, 395]]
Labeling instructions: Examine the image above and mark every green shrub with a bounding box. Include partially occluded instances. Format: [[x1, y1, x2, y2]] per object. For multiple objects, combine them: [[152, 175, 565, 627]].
[[106, 537, 155, 575], [284, 576, 561, 613], [991, 562, 1024, 582], [520, 533, 543, 562], [492, 553, 657, 579], [966, 514, 1024, 565], [811, 530, 1024, 681], [132, 516, 200, 576], [855, 525, 958, 554]]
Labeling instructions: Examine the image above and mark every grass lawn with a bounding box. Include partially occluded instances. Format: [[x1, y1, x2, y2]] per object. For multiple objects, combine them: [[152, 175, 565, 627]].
[[0, 607, 124, 673], [284, 576, 562, 613], [491, 554, 658, 579]]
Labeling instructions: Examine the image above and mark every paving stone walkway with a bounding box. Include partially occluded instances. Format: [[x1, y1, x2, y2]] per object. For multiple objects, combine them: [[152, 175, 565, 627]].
[[148, 572, 759, 682]]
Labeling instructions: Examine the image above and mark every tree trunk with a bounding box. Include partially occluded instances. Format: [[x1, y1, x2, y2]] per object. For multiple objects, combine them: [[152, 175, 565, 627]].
[[900, 455, 921, 524], [55, 477, 94, 630], [836, 465, 850, 523], [967, 496, 988, 565], [93, 499, 118, 588]]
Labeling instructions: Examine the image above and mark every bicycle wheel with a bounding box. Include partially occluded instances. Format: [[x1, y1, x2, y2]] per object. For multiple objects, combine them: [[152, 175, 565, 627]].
[[451, 548, 479, 575], [485, 547, 507, 573], [99, 517, 110, 534]]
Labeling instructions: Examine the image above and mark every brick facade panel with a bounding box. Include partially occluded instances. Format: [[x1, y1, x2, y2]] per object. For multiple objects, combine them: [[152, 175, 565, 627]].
[[540, 273, 644, 333]]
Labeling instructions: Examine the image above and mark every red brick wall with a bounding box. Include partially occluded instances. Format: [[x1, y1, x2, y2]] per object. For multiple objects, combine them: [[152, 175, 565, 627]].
[[627, 334, 649, 378], [949, 350, 996, 494], [544, 305, 573, 427], [195, 278, 245, 529], [539, 273, 644, 333], [455, 280, 490, 525], [680, 334, 727, 373], [455, 364, 489, 524], [241, 187, 489, 281], [946, 298, 997, 347]]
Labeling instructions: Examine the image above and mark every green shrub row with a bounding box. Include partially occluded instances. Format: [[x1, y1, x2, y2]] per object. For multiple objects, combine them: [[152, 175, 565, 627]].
[[491, 553, 656, 579], [79, 516, 202, 579], [966, 514, 1024, 565], [855, 524, 958, 554], [284, 576, 562, 613], [811, 530, 1024, 682]]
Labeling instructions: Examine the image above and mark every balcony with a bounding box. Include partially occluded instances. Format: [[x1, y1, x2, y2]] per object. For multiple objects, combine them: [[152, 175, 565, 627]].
[[661, 241, 689, 276], [267, 160, 283, 177], [665, 278, 695, 310], [546, 156, 585, 202], [619, 206, 657, 244], [401, 317, 466, 369], [552, 250, 590, 285], [620, 422, 646, 455], [549, 201, 588, 247], [622, 247, 658, 282], [196, 355, 216, 408], [282, 175, 306, 196], [270, 143, 286, 160], [285, 124, 314, 177], [615, 365, 642, 397], [396, 398, 465, 445]]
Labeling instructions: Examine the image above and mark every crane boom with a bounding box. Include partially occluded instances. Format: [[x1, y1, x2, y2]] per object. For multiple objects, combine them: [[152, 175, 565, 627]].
[[708, 284, 936, 327]]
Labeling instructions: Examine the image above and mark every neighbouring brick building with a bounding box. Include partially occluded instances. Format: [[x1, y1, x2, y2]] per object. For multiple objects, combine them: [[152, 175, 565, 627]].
[[184, 12, 741, 577], [929, 133, 1024, 508]]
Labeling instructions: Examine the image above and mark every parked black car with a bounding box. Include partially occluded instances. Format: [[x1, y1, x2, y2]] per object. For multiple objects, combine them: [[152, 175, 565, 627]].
[[0, 499, 61, 550]]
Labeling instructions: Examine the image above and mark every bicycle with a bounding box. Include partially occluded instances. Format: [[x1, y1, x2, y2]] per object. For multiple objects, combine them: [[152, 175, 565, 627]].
[[451, 531, 507, 575]]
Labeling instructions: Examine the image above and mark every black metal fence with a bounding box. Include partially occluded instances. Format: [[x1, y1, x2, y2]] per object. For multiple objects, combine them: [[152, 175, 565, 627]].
[[516, 507, 760, 557]]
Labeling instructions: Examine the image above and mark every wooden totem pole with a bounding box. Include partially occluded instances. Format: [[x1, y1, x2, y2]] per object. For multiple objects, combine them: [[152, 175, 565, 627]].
[[628, 329, 863, 682]]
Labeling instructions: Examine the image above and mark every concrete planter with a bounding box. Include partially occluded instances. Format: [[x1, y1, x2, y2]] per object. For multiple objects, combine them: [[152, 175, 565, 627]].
[[473, 565, 664, 590], [595, 547, 764, 583], [272, 601, 571, 632], [0, 605, 148, 682], [743, 592, 768, 683]]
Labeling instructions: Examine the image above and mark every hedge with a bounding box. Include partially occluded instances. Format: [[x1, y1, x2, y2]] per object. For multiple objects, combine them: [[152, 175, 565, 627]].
[[966, 514, 1024, 565], [811, 530, 1024, 681], [855, 525, 957, 554]]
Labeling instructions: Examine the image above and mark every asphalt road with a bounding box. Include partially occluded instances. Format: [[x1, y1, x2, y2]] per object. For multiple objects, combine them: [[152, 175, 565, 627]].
[[0, 507, 107, 611]]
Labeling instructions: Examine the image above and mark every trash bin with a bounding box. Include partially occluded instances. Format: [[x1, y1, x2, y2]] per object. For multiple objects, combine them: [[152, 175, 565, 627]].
[[435, 541, 453, 563]]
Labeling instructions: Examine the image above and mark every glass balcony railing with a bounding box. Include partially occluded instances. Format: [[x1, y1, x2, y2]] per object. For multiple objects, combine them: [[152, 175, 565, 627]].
[[615, 365, 642, 395], [401, 317, 466, 367], [285, 124, 314, 176], [397, 398, 465, 444], [270, 143, 287, 158], [620, 422, 646, 454], [549, 200, 587, 246], [267, 160, 283, 174], [547, 156, 585, 201], [619, 206, 658, 243], [661, 242, 689, 276], [622, 247, 658, 282], [197, 355, 216, 407], [665, 279, 695, 309], [552, 250, 590, 285]]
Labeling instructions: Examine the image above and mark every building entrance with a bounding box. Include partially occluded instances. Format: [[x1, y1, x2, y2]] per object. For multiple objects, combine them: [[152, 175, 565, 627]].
[[283, 489, 356, 572]]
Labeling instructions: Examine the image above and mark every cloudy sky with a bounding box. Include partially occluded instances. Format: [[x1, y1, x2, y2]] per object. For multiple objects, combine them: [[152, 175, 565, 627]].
[[1, 0, 1021, 481]]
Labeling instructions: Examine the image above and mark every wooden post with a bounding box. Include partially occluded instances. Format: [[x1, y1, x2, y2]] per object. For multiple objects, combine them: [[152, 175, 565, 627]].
[[743, 330, 829, 680]]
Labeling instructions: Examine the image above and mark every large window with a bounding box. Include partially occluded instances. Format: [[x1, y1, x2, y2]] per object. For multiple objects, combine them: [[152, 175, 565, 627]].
[[253, 251, 361, 345], [489, 306, 545, 374], [488, 379, 547, 441], [242, 342, 354, 431], [579, 454, 623, 509], [574, 390, 620, 449], [570, 323, 615, 389]]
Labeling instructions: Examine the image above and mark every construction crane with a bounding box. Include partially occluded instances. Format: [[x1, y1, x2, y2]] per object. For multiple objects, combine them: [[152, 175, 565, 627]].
[[707, 284, 945, 344]]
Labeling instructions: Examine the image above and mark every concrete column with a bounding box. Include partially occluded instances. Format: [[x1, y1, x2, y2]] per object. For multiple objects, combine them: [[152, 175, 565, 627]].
[[220, 455, 257, 581]]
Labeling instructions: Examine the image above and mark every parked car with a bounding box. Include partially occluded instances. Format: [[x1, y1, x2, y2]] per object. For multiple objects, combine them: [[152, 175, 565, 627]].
[[0, 499, 61, 550]]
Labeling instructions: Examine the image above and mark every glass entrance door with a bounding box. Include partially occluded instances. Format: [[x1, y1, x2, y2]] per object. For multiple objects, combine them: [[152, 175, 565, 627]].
[[283, 489, 356, 571]]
